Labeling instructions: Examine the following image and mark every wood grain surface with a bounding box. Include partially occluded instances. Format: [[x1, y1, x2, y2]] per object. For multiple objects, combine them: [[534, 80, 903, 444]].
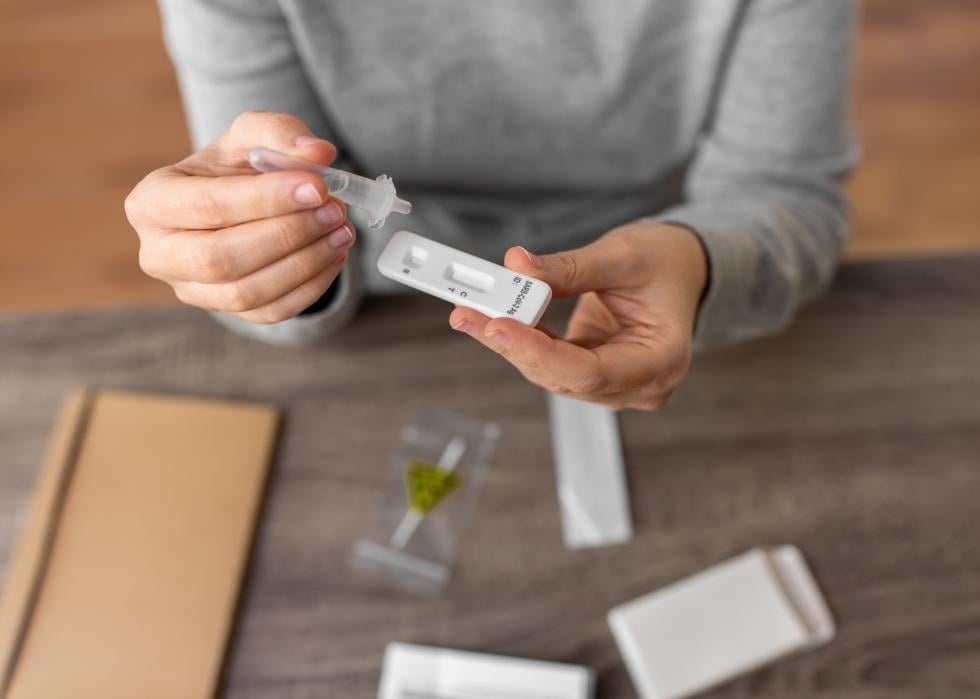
[[1, 256, 979, 698]]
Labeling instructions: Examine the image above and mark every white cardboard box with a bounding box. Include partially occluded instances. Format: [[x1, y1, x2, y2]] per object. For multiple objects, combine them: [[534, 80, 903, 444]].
[[378, 642, 594, 699], [608, 547, 835, 699]]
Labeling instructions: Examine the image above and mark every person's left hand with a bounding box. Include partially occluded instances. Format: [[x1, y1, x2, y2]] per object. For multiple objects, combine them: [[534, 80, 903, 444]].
[[448, 222, 708, 411]]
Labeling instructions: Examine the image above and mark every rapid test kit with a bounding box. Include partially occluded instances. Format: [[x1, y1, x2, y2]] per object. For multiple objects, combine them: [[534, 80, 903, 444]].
[[377, 230, 552, 326], [249, 149, 551, 324], [251, 149, 838, 699]]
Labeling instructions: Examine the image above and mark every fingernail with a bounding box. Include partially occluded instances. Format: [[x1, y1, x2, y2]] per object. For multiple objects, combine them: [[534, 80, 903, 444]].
[[295, 136, 325, 148], [484, 328, 513, 349], [326, 225, 354, 249], [518, 246, 544, 269], [294, 182, 323, 206], [314, 202, 343, 226], [451, 317, 475, 336]]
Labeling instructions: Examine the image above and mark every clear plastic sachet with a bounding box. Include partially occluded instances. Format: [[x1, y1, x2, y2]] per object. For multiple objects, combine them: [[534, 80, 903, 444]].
[[351, 411, 499, 595]]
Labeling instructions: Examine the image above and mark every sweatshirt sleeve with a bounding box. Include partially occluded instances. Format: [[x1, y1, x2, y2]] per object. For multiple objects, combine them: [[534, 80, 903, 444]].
[[156, 0, 360, 338], [651, 0, 860, 352]]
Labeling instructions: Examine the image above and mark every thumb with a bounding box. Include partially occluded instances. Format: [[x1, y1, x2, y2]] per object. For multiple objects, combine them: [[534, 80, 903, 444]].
[[204, 111, 337, 172], [503, 238, 627, 298]]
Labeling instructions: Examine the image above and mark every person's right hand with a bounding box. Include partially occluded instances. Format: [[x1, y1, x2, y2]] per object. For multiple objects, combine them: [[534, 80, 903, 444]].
[[124, 111, 355, 323]]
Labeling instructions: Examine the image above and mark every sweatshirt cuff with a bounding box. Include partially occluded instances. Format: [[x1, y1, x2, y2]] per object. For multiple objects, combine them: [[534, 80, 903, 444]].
[[298, 272, 342, 316]]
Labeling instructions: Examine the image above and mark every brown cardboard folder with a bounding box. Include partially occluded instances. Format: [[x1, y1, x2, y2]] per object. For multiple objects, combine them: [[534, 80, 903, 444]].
[[0, 390, 281, 699]]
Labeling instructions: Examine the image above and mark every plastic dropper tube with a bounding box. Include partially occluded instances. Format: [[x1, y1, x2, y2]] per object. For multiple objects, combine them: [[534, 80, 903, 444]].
[[248, 147, 412, 229]]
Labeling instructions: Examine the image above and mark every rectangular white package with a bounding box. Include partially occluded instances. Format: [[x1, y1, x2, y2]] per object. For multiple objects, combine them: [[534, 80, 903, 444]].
[[378, 642, 594, 699], [548, 393, 632, 548], [608, 547, 835, 699], [377, 230, 552, 326]]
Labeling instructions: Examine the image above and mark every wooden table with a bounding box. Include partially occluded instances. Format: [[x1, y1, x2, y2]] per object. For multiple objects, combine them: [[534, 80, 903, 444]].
[[2, 257, 979, 698]]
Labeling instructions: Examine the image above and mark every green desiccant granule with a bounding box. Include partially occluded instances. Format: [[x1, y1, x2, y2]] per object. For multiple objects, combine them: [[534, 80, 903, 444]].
[[404, 459, 461, 514]]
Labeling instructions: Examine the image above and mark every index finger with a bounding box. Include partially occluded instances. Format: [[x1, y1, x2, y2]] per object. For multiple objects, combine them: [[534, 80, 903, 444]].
[[447, 308, 606, 394], [449, 307, 669, 396], [131, 167, 331, 231]]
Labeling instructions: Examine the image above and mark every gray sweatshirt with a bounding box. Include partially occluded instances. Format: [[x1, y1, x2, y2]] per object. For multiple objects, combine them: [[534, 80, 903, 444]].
[[158, 0, 858, 351]]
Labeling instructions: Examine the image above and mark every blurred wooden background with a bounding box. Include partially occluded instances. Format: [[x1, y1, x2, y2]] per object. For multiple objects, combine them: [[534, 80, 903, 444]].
[[1, 0, 978, 313]]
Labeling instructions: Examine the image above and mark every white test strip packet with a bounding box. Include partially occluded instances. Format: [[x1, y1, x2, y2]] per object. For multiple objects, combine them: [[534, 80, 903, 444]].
[[608, 547, 835, 699], [548, 393, 633, 548], [377, 230, 552, 326], [378, 642, 594, 699]]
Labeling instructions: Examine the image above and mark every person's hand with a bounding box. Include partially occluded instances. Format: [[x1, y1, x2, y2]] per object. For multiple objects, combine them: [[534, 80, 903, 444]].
[[124, 111, 355, 323], [449, 223, 708, 411]]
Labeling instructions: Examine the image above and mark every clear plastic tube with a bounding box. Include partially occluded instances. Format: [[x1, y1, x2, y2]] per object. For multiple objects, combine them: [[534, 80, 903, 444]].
[[248, 147, 412, 229]]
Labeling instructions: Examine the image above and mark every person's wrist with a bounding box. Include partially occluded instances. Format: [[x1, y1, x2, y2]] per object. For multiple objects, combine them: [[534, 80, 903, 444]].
[[658, 223, 709, 305], [614, 222, 708, 305], [593, 221, 707, 349]]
